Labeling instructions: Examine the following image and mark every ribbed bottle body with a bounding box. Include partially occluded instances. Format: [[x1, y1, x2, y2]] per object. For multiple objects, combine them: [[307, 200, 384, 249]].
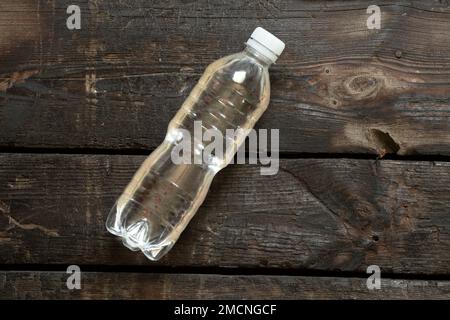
[[106, 47, 271, 260]]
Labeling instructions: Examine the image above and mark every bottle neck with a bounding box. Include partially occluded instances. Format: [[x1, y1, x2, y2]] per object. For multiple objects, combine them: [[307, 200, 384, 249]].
[[244, 45, 274, 67]]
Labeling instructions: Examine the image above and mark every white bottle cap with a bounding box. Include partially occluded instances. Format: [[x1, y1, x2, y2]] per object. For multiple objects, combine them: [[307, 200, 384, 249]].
[[246, 27, 285, 63]]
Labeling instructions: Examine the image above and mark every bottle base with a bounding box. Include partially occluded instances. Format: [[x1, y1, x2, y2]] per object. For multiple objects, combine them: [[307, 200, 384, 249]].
[[106, 200, 178, 261]]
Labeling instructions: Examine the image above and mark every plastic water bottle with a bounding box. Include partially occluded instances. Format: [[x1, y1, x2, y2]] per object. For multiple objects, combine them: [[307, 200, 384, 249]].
[[106, 27, 285, 260]]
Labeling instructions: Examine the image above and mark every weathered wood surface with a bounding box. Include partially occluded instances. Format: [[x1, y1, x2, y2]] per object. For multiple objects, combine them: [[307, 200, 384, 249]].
[[1, 0, 450, 300], [0, 154, 449, 274], [1, 0, 450, 155], [1, 271, 449, 299]]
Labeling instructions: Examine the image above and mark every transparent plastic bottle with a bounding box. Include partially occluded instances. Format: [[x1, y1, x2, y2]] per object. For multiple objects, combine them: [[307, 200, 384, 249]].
[[106, 27, 285, 260]]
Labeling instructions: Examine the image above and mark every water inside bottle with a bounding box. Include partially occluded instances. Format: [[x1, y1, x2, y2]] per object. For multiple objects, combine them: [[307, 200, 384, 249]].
[[106, 46, 272, 260]]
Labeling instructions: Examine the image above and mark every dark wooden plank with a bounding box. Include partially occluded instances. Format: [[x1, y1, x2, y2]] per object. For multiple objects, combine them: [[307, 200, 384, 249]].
[[0, 153, 449, 274], [1, 271, 449, 299], [1, 1, 450, 155]]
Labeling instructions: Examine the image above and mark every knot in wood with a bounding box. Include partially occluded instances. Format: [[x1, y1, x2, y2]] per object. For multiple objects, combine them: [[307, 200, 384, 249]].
[[344, 75, 381, 99]]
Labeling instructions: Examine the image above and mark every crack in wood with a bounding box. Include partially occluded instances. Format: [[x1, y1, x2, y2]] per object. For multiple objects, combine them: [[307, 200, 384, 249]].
[[1, 209, 59, 237]]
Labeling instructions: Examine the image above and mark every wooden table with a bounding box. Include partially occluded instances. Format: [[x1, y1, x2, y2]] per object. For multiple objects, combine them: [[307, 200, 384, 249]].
[[1, 0, 450, 299]]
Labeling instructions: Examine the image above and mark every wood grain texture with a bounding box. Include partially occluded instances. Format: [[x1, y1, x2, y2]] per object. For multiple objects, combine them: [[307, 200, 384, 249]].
[[1, 271, 449, 299], [0, 153, 449, 274], [1, 0, 450, 155]]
